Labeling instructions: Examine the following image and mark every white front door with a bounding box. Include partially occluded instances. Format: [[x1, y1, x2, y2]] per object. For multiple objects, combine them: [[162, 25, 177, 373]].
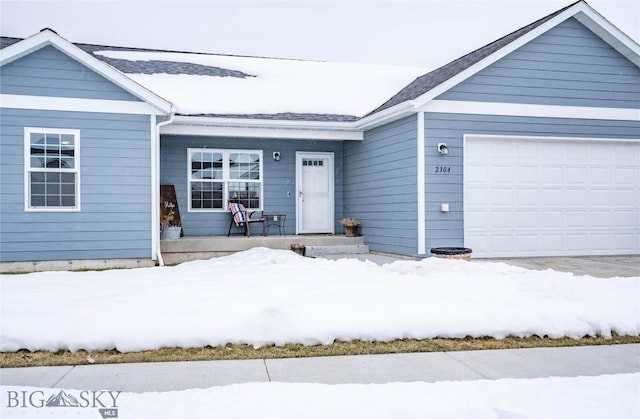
[[296, 152, 334, 234]]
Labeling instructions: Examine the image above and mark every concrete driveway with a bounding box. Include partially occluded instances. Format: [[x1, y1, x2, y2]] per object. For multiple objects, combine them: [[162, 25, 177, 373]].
[[479, 255, 639, 278], [324, 253, 638, 278]]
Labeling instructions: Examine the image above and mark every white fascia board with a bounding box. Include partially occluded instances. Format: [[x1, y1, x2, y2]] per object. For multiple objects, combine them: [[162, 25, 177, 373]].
[[162, 121, 363, 141], [1, 94, 166, 115], [411, 2, 637, 109], [419, 100, 640, 121], [172, 115, 359, 131], [354, 101, 416, 131], [0, 30, 173, 115]]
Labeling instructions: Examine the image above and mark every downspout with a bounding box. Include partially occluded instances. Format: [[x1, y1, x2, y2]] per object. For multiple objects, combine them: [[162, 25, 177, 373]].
[[154, 110, 175, 266], [417, 111, 426, 255]]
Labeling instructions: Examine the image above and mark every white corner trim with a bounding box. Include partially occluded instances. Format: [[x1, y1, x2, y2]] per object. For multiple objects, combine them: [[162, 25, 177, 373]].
[[1, 94, 166, 115], [150, 115, 158, 261], [161, 122, 363, 141], [420, 100, 640, 121], [416, 112, 426, 255], [411, 2, 640, 109], [0, 29, 173, 114]]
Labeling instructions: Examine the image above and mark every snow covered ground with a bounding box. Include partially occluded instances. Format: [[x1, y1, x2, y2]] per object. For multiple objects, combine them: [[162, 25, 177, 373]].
[[2, 373, 639, 418], [1, 248, 637, 353]]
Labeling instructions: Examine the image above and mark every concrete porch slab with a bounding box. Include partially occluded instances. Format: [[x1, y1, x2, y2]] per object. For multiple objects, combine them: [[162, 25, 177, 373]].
[[161, 235, 365, 264]]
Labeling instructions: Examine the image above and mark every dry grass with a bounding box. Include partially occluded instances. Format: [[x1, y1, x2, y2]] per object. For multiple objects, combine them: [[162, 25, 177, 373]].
[[2, 334, 638, 368]]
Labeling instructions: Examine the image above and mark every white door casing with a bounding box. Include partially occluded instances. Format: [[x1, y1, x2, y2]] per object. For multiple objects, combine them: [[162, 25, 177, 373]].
[[296, 152, 334, 234], [464, 135, 639, 257]]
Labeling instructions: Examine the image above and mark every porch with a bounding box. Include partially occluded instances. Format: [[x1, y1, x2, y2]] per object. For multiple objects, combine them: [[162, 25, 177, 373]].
[[160, 235, 367, 265]]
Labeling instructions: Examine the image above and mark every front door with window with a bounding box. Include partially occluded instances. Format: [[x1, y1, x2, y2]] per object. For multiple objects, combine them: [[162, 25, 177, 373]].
[[296, 152, 334, 233]]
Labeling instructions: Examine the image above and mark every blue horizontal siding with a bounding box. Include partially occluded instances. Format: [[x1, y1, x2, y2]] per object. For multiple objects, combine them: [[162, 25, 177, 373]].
[[437, 18, 640, 108], [160, 135, 343, 236], [423, 112, 640, 252], [344, 115, 418, 255], [1, 45, 140, 101], [0, 108, 152, 262]]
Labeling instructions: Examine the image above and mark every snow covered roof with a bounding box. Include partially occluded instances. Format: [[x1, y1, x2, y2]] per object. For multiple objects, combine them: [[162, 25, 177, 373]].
[[83, 47, 427, 118], [0, 35, 425, 119]]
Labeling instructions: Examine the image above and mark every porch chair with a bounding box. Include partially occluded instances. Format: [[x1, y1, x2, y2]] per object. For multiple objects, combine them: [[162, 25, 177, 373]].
[[227, 201, 265, 237]]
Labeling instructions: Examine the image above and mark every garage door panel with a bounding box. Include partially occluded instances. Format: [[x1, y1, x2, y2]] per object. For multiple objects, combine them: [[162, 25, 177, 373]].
[[542, 235, 563, 251], [614, 168, 635, 184], [615, 211, 636, 226], [489, 211, 513, 228], [565, 189, 589, 205], [612, 189, 636, 205], [541, 211, 563, 228], [464, 137, 639, 257], [540, 167, 563, 182], [567, 167, 589, 184]]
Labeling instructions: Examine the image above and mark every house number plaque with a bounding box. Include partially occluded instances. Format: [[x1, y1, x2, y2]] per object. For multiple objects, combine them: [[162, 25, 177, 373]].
[[434, 166, 451, 173]]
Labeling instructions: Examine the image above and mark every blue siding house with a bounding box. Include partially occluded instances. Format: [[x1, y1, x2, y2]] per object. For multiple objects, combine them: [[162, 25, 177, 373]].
[[1, 1, 638, 270]]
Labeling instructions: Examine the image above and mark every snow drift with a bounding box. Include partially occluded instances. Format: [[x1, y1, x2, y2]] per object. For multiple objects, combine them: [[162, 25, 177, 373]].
[[1, 248, 638, 352]]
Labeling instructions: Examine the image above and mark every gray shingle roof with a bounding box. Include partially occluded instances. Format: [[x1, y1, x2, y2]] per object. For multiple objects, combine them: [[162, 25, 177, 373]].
[[367, 1, 579, 116], [76, 43, 255, 78]]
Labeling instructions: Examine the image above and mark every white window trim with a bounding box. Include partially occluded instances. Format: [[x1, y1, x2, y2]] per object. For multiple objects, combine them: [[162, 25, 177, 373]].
[[187, 148, 263, 212], [24, 127, 81, 212]]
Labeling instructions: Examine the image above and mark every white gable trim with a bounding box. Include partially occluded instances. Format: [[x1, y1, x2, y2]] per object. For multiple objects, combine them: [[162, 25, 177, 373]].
[[409, 2, 640, 110], [1, 94, 167, 115], [0, 29, 173, 115], [574, 7, 640, 67]]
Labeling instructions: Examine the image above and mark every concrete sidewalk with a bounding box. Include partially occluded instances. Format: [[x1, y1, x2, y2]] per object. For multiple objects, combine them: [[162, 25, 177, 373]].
[[2, 344, 638, 393]]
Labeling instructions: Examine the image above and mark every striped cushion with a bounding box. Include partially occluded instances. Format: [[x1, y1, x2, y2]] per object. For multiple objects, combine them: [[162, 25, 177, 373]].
[[229, 202, 247, 224]]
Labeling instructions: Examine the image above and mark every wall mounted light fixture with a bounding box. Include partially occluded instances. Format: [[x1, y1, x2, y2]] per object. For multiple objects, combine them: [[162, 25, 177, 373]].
[[437, 143, 449, 156], [272, 151, 281, 161]]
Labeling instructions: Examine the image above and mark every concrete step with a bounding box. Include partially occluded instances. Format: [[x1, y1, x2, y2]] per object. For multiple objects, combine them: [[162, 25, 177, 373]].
[[304, 244, 370, 257]]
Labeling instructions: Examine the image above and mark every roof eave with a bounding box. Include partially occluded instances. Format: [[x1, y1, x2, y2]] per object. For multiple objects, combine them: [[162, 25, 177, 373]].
[[163, 114, 364, 140], [354, 101, 416, 131], [0, 29, 174, 115]]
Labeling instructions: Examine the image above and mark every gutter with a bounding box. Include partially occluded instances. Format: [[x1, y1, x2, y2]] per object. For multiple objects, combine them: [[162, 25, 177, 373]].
[[154, 111, 175, 266]]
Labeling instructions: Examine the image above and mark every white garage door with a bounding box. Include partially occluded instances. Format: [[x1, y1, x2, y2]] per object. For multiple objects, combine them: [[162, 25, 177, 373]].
[[464, 136, 639, 258]]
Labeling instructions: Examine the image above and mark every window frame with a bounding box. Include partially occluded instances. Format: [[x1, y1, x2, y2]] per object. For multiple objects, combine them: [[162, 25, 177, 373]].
[[24, 127, 81, 212], [187, 148, 263, 212]]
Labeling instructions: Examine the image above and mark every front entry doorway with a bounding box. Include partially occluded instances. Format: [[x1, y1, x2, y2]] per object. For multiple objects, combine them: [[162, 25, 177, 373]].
[[296, 152, 334, 234]]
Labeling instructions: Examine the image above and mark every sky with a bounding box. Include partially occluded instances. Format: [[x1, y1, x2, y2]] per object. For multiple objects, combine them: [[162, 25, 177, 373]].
[[0, 0, 638, 69]]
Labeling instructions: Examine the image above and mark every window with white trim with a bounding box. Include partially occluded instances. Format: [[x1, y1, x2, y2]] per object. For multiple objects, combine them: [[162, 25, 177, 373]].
[[188, 148, 262, 211], [25, 128, 80, 211]]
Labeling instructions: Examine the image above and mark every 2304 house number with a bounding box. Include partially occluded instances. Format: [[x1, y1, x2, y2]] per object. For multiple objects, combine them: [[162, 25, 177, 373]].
[[434, 166, 451, 173]]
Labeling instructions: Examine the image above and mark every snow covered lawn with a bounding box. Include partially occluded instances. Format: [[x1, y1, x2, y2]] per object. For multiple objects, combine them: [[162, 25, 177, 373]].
[[2, 373, 639, 418], [1, 248, 638, 353]]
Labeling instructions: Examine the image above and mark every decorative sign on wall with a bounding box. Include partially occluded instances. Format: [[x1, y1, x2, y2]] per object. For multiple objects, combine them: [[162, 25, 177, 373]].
[[160, 184, 183, 236]]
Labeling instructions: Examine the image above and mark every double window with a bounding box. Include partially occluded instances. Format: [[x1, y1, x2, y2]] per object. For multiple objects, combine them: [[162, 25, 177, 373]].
[[24, 128, 80, 211], [188, 148, 262, 211]]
